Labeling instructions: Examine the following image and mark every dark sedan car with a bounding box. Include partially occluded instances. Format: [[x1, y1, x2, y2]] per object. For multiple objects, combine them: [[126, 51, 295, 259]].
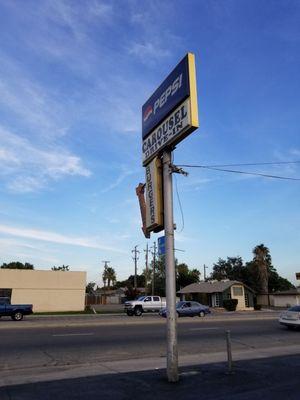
[[159, 301, 210, 318]]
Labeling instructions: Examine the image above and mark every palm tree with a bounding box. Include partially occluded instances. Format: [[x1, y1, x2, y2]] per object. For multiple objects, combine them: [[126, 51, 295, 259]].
[[252, 244, 270, 293], [102, 266, 116, 289]]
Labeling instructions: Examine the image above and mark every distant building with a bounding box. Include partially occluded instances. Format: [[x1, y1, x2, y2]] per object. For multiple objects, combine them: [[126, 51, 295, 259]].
[[0, 269, 86, 312], [257, 288, 300, 308], [177, 280, 255, 310]]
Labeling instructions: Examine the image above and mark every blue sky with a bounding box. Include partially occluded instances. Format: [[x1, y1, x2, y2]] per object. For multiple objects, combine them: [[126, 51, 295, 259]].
[[0, 0, 299, 286]]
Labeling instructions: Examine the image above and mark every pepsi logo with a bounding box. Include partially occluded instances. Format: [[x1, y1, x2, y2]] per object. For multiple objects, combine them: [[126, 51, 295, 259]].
[[143, 105, 153, 122]]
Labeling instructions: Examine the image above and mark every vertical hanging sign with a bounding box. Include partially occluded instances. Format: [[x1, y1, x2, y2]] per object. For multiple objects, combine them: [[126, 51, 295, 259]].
[[145, 157, 164, 233]]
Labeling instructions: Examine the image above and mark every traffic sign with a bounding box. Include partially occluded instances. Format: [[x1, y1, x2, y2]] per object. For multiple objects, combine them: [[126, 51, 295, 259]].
[[158, 236, 165, 256]]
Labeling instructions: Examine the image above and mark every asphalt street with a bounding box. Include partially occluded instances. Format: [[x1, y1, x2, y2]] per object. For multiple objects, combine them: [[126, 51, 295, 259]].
[[0, 312, 299, 373], [0, 313, 300, 399]]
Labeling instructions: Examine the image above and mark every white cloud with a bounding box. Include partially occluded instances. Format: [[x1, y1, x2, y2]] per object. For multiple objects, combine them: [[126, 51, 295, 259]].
[[128, 42, 170, 59], [0, 224, 126, 254], [0, 126, 91, 192], [101, 166, 136, 193]]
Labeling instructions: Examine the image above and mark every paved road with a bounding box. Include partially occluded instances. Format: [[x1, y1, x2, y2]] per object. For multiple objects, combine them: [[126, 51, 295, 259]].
[[0, 312, 298, 374], [1, 313, 300, 399]]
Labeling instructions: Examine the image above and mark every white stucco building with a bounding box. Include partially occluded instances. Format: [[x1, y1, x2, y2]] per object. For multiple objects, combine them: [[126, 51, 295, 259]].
[[0, 269, 86, 312]]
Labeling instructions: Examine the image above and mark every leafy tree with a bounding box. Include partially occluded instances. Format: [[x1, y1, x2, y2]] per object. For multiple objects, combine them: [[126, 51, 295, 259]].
[[210, 245, 294, 293], [52, 265, 69, 271], [176, 263, 201, 290], [1, 262, 34, 270], [102, 266, 117, 289], [86, 282, 96, 294], [211, 257, 247, 282]]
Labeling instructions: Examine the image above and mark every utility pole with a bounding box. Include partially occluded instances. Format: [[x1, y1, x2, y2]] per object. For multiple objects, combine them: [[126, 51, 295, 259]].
[[151, 241, 157, 295], [204, 264, 208, 281], [132, 246, 139, 290], [144, 243, 150, 294], [163, 150, 178, 382]]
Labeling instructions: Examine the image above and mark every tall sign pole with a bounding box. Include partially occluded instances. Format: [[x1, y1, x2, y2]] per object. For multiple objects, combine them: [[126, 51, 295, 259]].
[[163, 150, 178, 382], [139, 53, 199, 383]]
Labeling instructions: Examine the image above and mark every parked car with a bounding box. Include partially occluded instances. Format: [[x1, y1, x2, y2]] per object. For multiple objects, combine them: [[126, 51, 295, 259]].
[[279, 305, 300, 330], [159, 301, 210, 318], [124, 296, 166, 316], [0, 297, 33, 321]]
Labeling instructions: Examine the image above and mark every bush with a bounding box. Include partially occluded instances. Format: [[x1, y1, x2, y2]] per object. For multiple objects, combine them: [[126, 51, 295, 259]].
[[254, 304, 262, 310], [223, 299, 238, 311]]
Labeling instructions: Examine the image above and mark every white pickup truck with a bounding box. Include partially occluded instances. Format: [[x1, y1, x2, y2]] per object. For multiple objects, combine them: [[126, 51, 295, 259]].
[[124, 296, 166, 316]]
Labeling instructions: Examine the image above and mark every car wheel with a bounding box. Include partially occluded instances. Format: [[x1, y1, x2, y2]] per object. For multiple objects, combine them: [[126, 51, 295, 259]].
[[126, 310, 134, 316], [12, 311, 23, 321], [287, 325, 295, 330], [177, 311, 180, 318], [134, 307, 143, 316], [199, 311, 205, 317]]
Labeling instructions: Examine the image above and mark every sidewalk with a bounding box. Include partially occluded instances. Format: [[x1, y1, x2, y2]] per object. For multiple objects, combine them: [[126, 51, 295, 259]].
[[1, 353, 299, 400]]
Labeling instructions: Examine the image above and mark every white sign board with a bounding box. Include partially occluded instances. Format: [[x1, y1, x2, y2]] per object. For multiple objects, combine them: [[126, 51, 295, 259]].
[[142, 98, 191, 166]]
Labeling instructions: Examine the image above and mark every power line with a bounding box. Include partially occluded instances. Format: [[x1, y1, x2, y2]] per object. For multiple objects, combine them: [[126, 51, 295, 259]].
[[175, 164, 300, 181], [177, 161, 300, 168]]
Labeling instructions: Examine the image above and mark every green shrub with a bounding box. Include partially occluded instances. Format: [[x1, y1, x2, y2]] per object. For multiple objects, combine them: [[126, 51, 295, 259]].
[[223, 299, 238, 311]]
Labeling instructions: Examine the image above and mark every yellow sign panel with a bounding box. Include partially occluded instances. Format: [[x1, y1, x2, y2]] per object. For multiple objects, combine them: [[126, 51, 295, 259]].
[[145, 157, 164, 233]]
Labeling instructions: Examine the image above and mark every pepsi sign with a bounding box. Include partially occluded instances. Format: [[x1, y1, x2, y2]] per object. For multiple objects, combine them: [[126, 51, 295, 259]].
[[142, 53, 199, 166], [142, 55, 190, 140]]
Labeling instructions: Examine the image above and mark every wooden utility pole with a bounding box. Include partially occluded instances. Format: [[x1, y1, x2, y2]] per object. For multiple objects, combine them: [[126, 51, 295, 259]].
[[132, 246, 139, 290], [151, 241, 157, 295], [144, 243, 150, 293]]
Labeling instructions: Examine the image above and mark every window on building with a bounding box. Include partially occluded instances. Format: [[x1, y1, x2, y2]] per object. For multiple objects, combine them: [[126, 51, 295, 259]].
[[233, 286, 243, 296]]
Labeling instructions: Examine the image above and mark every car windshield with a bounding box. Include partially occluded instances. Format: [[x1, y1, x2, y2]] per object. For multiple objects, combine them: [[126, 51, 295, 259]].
[[176, 301, 186, 309], [288, 306, 300, 312], [137, 296, 145, 301]]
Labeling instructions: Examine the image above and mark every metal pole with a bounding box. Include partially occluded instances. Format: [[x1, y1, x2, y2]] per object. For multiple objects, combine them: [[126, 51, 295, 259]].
[[163, 150, 178, 382], [145, 243, 149, 294], [132, 246, 139, 291], [226, 330, 233, 374], [152, 242, 156, 295]]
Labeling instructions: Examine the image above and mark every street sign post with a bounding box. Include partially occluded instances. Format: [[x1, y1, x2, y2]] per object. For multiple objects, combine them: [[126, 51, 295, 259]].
[[158, 236, 166, 256]]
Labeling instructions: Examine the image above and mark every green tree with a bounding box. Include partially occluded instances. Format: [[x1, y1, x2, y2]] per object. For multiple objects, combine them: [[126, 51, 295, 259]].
[[176, 263, 201, 290], [211, 257, 246, 282], [1, 262, 34, 270], [210, 245, 294, 293], [52, 265, 69, 271], [86, 282, 96, 294], [252, 244, 270, 293], [102, 266, 117, 289]]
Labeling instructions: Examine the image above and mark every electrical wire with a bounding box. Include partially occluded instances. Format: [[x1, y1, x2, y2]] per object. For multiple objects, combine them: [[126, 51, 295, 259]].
[[177, 161, 300, 168], [202, 166, 300, 180], [175, 162, 300, 181], [174, 174, 185, 233]]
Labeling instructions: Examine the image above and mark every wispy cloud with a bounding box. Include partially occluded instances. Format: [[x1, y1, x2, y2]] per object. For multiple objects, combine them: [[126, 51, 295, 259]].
[[0, 224, 126, 253], [0, 126, 91, 192], [101, 166, 136, 193]]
